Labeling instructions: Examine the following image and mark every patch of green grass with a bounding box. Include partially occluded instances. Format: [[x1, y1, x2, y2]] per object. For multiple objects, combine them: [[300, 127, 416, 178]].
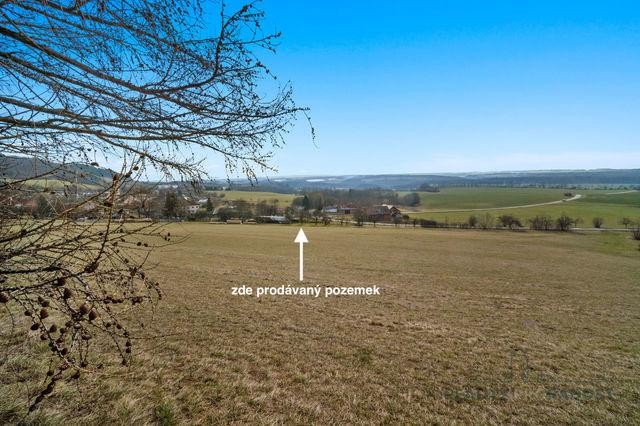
[[354, 347, 374, 366], [154, 402, 177, 426], [590, 232, 640, 256]]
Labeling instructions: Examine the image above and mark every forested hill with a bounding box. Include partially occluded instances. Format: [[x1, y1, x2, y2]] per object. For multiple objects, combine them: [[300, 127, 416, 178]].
[[227, 169, 640, 192], [0, 154, 114, 185]]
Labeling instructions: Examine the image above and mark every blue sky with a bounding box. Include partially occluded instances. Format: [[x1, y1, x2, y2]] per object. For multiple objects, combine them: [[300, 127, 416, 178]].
[[209, 1, 640, 177]]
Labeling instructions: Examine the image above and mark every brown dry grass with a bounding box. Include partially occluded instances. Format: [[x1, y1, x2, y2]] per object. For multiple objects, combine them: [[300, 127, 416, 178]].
[[2, 224, 639, 424]]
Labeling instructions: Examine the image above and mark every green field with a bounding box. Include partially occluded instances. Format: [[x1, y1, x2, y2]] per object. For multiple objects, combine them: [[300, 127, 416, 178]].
[[2, 224, 639, 424], [407, 188, 640, 228], [400, 187, 571, 210]]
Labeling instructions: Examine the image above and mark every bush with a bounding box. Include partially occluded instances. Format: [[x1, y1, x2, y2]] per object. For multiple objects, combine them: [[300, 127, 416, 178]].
[[555, 213, 576, 231], [467, 215, 478, 228], [498, 214, 523, 230], [592, 217, 604, 228], [478, 213, 494, 230], [528, 215, 553, 231], [216, 207, 234, 222], [419, 219, 438, 228], [620, 217, 633, 228]]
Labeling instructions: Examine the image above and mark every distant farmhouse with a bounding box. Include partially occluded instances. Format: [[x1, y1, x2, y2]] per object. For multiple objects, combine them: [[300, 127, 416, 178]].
[[365, 205, 401, 222], [322, 204, 403, 223]]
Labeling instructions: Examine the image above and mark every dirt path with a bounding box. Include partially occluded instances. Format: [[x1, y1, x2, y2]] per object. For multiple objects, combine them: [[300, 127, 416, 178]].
[[412, 194, 583, 214], [605, 190, 638, 195]]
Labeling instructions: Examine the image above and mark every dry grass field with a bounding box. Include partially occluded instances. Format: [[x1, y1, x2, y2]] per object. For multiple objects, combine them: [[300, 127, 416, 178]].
[[2, 224, 640, 424]]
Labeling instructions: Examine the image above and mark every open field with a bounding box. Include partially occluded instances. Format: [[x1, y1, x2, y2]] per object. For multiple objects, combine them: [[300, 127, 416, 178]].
[[216, 190, 296, 207], [2, 178, 103, 191], [408, 189, 639, 228], [2, 224, 639, 424], [400, 188, 573, 210]]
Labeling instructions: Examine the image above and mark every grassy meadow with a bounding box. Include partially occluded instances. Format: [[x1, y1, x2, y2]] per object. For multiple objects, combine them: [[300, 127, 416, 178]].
[[406, 188, 639, 228], [2, 223, 639, 424], [217, 191, 296, 207], [400, 187, 571, 210]]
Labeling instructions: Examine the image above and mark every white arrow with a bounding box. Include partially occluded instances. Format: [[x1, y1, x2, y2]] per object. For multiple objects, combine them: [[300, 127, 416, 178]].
[[294, 228, 308, 281]]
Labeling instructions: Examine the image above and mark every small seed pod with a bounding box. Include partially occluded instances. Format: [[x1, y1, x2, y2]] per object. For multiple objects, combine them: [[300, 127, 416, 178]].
[[0, 292, 9, 303], [81, 333, 91, 341], [49, 324, 58, 333], [41, 300, 50, 308], [125, 347, 131, 354], [60, 347, 68, 356], [65, 320, 72, 327], [55, 277, 66, 287], [30, 323, 39, 331], [46, 369, 54, 377], [24, 310, 32, 316], [88, 309, 98, 321], [40, 334, 47, 341], [125, 340, 131, 347], [39, 308, 49, 319], [59, 327, 67, 334]]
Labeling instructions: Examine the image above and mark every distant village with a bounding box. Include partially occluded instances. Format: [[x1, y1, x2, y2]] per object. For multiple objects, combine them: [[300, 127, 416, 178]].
[[4, 182, 422, 226]]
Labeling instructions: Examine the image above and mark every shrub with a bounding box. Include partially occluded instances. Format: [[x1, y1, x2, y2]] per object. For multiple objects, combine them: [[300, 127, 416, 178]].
[[498, 214, 523, 230], [620, 217, 632, 228], [419, 219, 438, 228], [155, 402, 177, 426], [478, 213, 495, 230], [528, 215, 553, 231], [592, 217, 604, 228], [555, 213, 576, 232], [467, 215, 478, 228]]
